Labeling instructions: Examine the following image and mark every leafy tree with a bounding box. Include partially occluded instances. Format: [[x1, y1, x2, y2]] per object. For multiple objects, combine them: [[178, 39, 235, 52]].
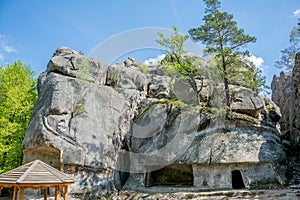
[[228, 56, 266, 92], [188, 0, 256, 106], [156, 26, 204, 104], [275, 18, 300, 70], [0, 61, 37, 173]]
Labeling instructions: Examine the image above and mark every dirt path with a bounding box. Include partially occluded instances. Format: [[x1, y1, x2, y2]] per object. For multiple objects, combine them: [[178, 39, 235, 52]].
[[1, 188, 300, 199], [112, 188, 300, 200]]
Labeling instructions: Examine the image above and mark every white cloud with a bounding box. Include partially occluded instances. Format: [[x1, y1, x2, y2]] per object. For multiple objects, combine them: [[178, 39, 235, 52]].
[[3, 45, 16, 53], [0, 53, 4, 61], [144, 54, 166, 66], [244, 54, 264, 68], [293, 9, 300, 17], [0, 34, 17, 62]]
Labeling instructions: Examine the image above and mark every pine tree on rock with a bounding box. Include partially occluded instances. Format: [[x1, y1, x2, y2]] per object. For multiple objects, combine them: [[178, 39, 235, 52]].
[[188, 0, 256, 107]]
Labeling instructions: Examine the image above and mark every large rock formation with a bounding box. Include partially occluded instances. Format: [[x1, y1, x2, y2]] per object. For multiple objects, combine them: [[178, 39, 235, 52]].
[[272, 52, 300, 150], [271, 52, 300, 185], [23, 47, 146, 197], [24, 47, 286, 198], [290, 52, 300, 150]]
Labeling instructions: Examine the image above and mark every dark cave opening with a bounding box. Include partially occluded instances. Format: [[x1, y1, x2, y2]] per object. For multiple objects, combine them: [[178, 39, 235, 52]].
[[148, 164, 193, 186], [232, 169, 245, 189]]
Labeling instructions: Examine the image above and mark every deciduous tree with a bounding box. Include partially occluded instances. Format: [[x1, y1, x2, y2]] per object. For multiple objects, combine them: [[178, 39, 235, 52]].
[[275, 18, 300, 70], [156, 26, 204, 104], [0, 61, 37, 173]]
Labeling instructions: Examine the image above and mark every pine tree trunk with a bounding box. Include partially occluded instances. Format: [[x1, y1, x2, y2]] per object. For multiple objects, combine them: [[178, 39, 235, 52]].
[[221, 53, 230, 107], [224, 76, 230, 107]]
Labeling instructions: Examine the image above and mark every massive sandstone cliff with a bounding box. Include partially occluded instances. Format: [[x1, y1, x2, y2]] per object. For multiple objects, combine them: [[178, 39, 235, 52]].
[[271, 52, 300, 185], [272, 52, 300, 151], [23, 47, 286, 198]]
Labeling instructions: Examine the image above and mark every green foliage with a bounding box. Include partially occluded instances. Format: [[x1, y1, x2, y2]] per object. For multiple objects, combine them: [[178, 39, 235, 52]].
[[156, 26, 204, 104], [228, 57, 266, 92], [275, 18, 300, 70], [156, 26, 188, 56], [208, 105, 230, 120], [0, 61, 37, 173], [266, 105, 275, 112], [156, 174, 168, 185], [77, 56, 92, 81], [229, 112, 259, 123], [74, 99, 85, 116], [137, 62, 150, 74], [137, 98, 185, 120], [188, 0, 257, 106]]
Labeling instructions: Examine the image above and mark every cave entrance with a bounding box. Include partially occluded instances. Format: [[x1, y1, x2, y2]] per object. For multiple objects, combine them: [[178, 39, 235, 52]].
[[150, 164, 193, 186], [232, 170, 245, 189]]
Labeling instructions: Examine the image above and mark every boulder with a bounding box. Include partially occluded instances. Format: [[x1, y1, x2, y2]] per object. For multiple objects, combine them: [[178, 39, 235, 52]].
[[47, 46, 108, 84], [124, 57, 139, 67], [230, 86, 264, 118], [171, 78, 198, 104], [262, 97, 282, 123], [148, 75, 171, 99], [106, 63, 148, 91]]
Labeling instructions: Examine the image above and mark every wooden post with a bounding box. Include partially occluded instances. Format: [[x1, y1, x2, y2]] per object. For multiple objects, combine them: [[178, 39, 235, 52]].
[[55, 186, 59, 200], [19, 187, 25, 200], [59, 163, 64, 171], [58, 185, 61, 199], [63, 185, 68, 200], [55, 185, 61, 200], [12, 186, 18, 200], [44, 187, 48, 200]]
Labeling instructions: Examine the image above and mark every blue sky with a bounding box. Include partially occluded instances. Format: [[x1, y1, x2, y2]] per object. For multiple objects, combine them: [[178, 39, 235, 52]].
[[0, 0, 299, 86]]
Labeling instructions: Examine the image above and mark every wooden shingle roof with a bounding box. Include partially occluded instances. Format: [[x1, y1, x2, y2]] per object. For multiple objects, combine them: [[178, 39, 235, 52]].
[[0, 160, 74, 185]]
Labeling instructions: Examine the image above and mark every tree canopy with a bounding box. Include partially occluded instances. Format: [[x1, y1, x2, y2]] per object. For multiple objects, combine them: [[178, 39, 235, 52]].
[[275, 18, 300, 70], [188, 0, 257, 106], [0, 61, 37, 173], [156, 26, 204, 104]]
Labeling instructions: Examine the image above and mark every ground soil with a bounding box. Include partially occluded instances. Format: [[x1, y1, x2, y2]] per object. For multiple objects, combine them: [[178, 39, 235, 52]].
[[1, 187, 300, 199]]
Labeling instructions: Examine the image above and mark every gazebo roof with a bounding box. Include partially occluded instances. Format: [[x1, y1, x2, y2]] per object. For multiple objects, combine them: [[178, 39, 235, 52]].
[[0, 159, 74, 185]]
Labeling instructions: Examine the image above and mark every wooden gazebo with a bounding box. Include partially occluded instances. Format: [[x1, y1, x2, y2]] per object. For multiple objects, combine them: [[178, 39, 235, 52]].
[[0, 159, 74, 200]]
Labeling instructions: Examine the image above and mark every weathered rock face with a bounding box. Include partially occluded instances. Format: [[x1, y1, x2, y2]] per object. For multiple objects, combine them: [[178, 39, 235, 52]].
[[271, 71, 293, 132], [171, 78, 198, 104], [230, 86, 264, 118], [24, 47, 286, 198], [106, 63, 148, 91], [47, 46, 107, 84], [271, 52, 300, 150], [126, 102, 286, 189], [290, 52, 300, 150], [23, 47, 140, 196]]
